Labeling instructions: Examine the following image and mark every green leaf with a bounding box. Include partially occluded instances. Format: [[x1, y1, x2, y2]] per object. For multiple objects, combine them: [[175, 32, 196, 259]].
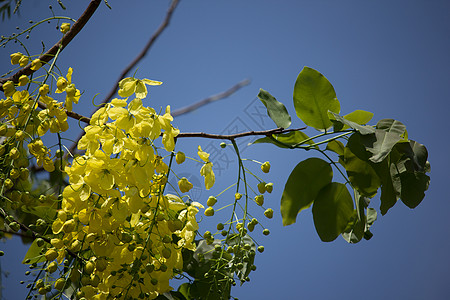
[[344, 110, 374, 126], [21, 206, 57, 221], [398, 172, 430, 209], [252, 131, 316, 149], [280, 158, 333, 226], [328, 111, 375, 135], [312, 182, 354, 242], [178, 283, 193, 300], [326, 140, 345, 156], [23, 239, 46, 264], [394, 140, 429, 173], [293, 67, 340, 130], [342, 211, 364, 244], [257, 89, 292, 129], [344, 146, 381, 198]]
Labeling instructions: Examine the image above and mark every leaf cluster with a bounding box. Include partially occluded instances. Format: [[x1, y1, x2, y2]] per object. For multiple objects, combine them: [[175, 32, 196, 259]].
[[254, 67, 430, 243]]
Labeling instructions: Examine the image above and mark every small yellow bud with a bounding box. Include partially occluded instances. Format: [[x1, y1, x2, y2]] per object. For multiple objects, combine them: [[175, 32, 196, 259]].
[[265, 183, 273, 193], [18, 56, 29, 67], [84, 261, 95, 275], [261, 161, 271, 173], [10, 52, 23, 65], [54, 278, 65, 290], [3, 80, 16, 97], [178, 177, 193, 193], [39, 84, 50, 96], [175, 151, 185, 164], [206, 196, 217, 207], [60, 23, 71, 34], [255, 195, 264, 206], [18, 75, 29, 86], [30, 59, 42, 71], [46, 261, 58, 273], [204, 207, 214, 216], [56, 77, 68, 91], [45, 249, 58, 261], [257, 182, 266, 194], [264, 208, 274, 219], [235, 193, 242, 200]]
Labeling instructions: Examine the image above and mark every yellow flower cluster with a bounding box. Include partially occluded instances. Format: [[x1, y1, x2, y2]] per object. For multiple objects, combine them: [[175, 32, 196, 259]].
[[47, 79, 201, 299]]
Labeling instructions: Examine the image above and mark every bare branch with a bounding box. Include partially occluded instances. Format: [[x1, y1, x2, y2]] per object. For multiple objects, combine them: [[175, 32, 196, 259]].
[[172, 79, 251, 117], [0, 0, 102, 89], [176, 127, 307, 140], [100, 0, 180, 105]]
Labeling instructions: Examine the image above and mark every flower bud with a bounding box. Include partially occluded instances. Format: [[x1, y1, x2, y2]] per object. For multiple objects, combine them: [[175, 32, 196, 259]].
[[10, 52, 23, 65], [206, 196, 217, 207], [60, 23, 71, 34], [18, 56, 29, 67], [265, 182, 273, 193], [56, 77, 67, 91], [178, 177, 193, 193], [257, 182, 266, 194], [175, 151, 185, 164], [261, 161, 271, 173], [30, 59, 42, 71], [204, 207, 214, 216], [264, 208, 274, 219], [18, 75, 29, 86], [3, 80, 16, 97], [254, 195, 264, 206]]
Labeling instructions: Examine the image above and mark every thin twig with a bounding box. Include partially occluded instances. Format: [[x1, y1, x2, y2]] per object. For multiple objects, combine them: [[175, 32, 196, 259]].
[[100, 0, 180, 105], [176, 127, 307, 140], [0, 0, 102, 89], [172, 79, 251, 117]]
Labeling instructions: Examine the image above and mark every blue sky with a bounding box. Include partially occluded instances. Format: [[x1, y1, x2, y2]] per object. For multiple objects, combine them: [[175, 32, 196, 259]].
[[1, 1, 449, 299]]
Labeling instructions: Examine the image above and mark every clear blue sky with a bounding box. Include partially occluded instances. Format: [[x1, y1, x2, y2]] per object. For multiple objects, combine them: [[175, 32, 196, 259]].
[[1, 1, 449, 299]]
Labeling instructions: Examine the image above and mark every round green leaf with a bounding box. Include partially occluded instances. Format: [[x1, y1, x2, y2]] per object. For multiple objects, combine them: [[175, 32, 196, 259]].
[[312, 182, 354, 242], [293, 67, 340, 130], [281, 158, 332, 226]]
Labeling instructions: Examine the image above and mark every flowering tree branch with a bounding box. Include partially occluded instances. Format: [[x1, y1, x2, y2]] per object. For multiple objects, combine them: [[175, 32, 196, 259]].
[[0, 0, 102, 89]]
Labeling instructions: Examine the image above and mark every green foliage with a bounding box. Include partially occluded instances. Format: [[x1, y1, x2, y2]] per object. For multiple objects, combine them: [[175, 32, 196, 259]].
[[280, 158, 332, 226], [257, 66, 430, 243], [257, 89, 291, 129], [293, 67, 340, 130]]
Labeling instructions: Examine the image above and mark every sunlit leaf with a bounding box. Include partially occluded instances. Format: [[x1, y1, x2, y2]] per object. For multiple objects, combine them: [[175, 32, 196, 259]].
[[328, 111, 375, 135], [326, 140, 345, 156], [23, 239, 46, 264], [344, 110, 374, 126], [257, 89, 291, 129], [293, 67, 340, 130], [312, 182, 354, 242], [281, 158, 332, 226], [252, 131, 316, 149]]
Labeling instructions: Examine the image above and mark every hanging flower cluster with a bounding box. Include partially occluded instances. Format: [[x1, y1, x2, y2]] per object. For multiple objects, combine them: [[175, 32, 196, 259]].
[[45, 77, 206, 299]]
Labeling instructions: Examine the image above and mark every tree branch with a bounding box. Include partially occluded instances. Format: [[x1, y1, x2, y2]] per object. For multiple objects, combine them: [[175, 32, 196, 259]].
[[172, 79, 251, 117], [0, 0, 102, 89], [100, 0, 180, 105], [176, 127, 307, 140]]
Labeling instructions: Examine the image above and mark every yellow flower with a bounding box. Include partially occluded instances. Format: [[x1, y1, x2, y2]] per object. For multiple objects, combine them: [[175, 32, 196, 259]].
[[118, 77, 162, 98], [55, 68, 80, 111], [200, 162, 215, 190], [197, 145, 210, 162], [60, 23, 71, 34]]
